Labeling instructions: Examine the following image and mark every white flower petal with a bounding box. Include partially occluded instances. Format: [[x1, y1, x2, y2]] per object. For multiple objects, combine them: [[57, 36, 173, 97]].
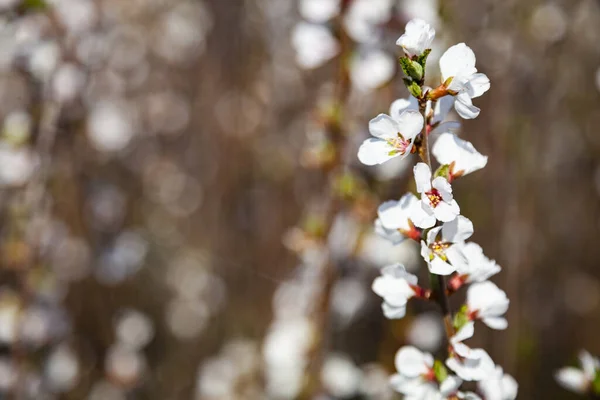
[[482, 317, 508, 330], [429, 257, 455, 275], [395, 346, 433, 378], [414, 163, 432, 193], [555, 368, 588, 394], [432, 176, 453, 201], [432, 200, 460, 222], [374, 219, 406, 245], [442, 216, 474, 243], [396, 18, 436, 57], [390, 96, 419, 120], [358, 138, 398, 166], [396, 110, 425, 140], [410, 203, 436, 229], [454, 93, 481, 120], [467, 73, 490, 99], [369, 113, 401, 139], [382, 302, 407, 319], [432, 133, 488, 177], [439, 43, 477, 82]]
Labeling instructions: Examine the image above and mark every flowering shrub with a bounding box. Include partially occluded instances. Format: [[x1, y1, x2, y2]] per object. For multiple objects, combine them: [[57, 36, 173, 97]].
[[364, 18, 518, 399]]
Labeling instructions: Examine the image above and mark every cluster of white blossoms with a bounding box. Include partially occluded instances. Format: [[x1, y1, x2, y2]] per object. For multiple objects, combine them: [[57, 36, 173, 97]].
[[555, 350, 600, 396], [292, 0, 396, 91], [364, 19, 518, 399]]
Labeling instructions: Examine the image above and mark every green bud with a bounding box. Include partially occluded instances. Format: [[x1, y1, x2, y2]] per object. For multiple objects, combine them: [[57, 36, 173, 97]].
[[416, 49, 432, 69], [403, 79, 422, 99], [400, 57, 424, 82], [434, 164, 451, 180], [433, 360, 448, 383], [453, 304, 470, 331]]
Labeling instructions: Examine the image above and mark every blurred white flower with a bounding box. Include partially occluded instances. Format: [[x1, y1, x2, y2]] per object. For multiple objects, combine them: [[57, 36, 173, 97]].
[[87, 100, 136, 153], [350, 49, 395, 92], [419, 216, 473, 275], [299, 0, 340, 23], [411, 162, 460, 228], [0, 144, 38, 186], [439, 43, 490, 119], [344, 0, 394, 43], [115, 309, 154, 351], [357, 111, 423, 166], [555, 350, 600, 394], [432, 133, 488, 180], [400, 0, 441, 29], [53, 63, 86, 103], [28, 41, 61, 80], [396, 18, 435, 57], [478, 366, 518, 400], [45, 345, 80, 392], [372, 263, 418, 319], [321, 354, 362, 398], [105, 344, 146, 387], [406, 312, 444, 353], [292, 22, 339, 69], [466, 281, 510, 330]]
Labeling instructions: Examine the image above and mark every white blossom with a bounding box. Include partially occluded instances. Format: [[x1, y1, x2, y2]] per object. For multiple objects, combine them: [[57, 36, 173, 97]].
[[466, 281, 509, 330], [357, 111, 423, 166], [375, 193, 421, 244], [291, 22, 339, 69], [555, 350, 600, 394], [396, 18, 435, 57], [372, 264, 418, 319], [420, 216, 473, 275], [432, 133, 488, 180], [478, 366, 518, 400], [453, 242, 501, 283], [439, 43, 490, 119], [410, 163, 460, 228], [446, 323, 496, 381]]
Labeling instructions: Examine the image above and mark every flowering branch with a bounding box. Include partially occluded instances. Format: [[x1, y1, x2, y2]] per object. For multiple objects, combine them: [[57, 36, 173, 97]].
[[360, 17, 518, 399]]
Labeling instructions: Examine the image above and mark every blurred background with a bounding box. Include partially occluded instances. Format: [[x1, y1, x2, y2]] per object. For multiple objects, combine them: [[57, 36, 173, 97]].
[[0, 0, 599, 398]]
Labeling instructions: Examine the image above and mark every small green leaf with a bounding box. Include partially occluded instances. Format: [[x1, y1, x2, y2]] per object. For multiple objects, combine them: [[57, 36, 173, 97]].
[[399, 57, 424, 82], [416, 49, 432, 69], [404, 80, 422, 99], [434, 164, 451, 180], [433, 360, 448, 383], [453, 304, 470, 331]]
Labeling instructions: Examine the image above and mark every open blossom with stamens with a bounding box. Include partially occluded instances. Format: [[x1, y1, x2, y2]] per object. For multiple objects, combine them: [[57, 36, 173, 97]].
[[396, 18, 435, 57], [374, 193, 421, 244], [452, 242, 501, 284], [432, 133, 488, 181], [357, 111, 423, 166], [410, 163, 460, 229], [439, 43, 490, 119], [466, 281, 509, 330], [372, 264, 419, 319], [555, 350, 600, 394], [478, 366, 518, 400], [420, 216, 473, 275], [446, 323, 496, 382]]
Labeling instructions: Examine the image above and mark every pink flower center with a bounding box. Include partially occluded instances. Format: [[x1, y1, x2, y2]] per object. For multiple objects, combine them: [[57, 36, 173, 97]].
[[426, 189, 442, 207], [386, 133, 411, 155]]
